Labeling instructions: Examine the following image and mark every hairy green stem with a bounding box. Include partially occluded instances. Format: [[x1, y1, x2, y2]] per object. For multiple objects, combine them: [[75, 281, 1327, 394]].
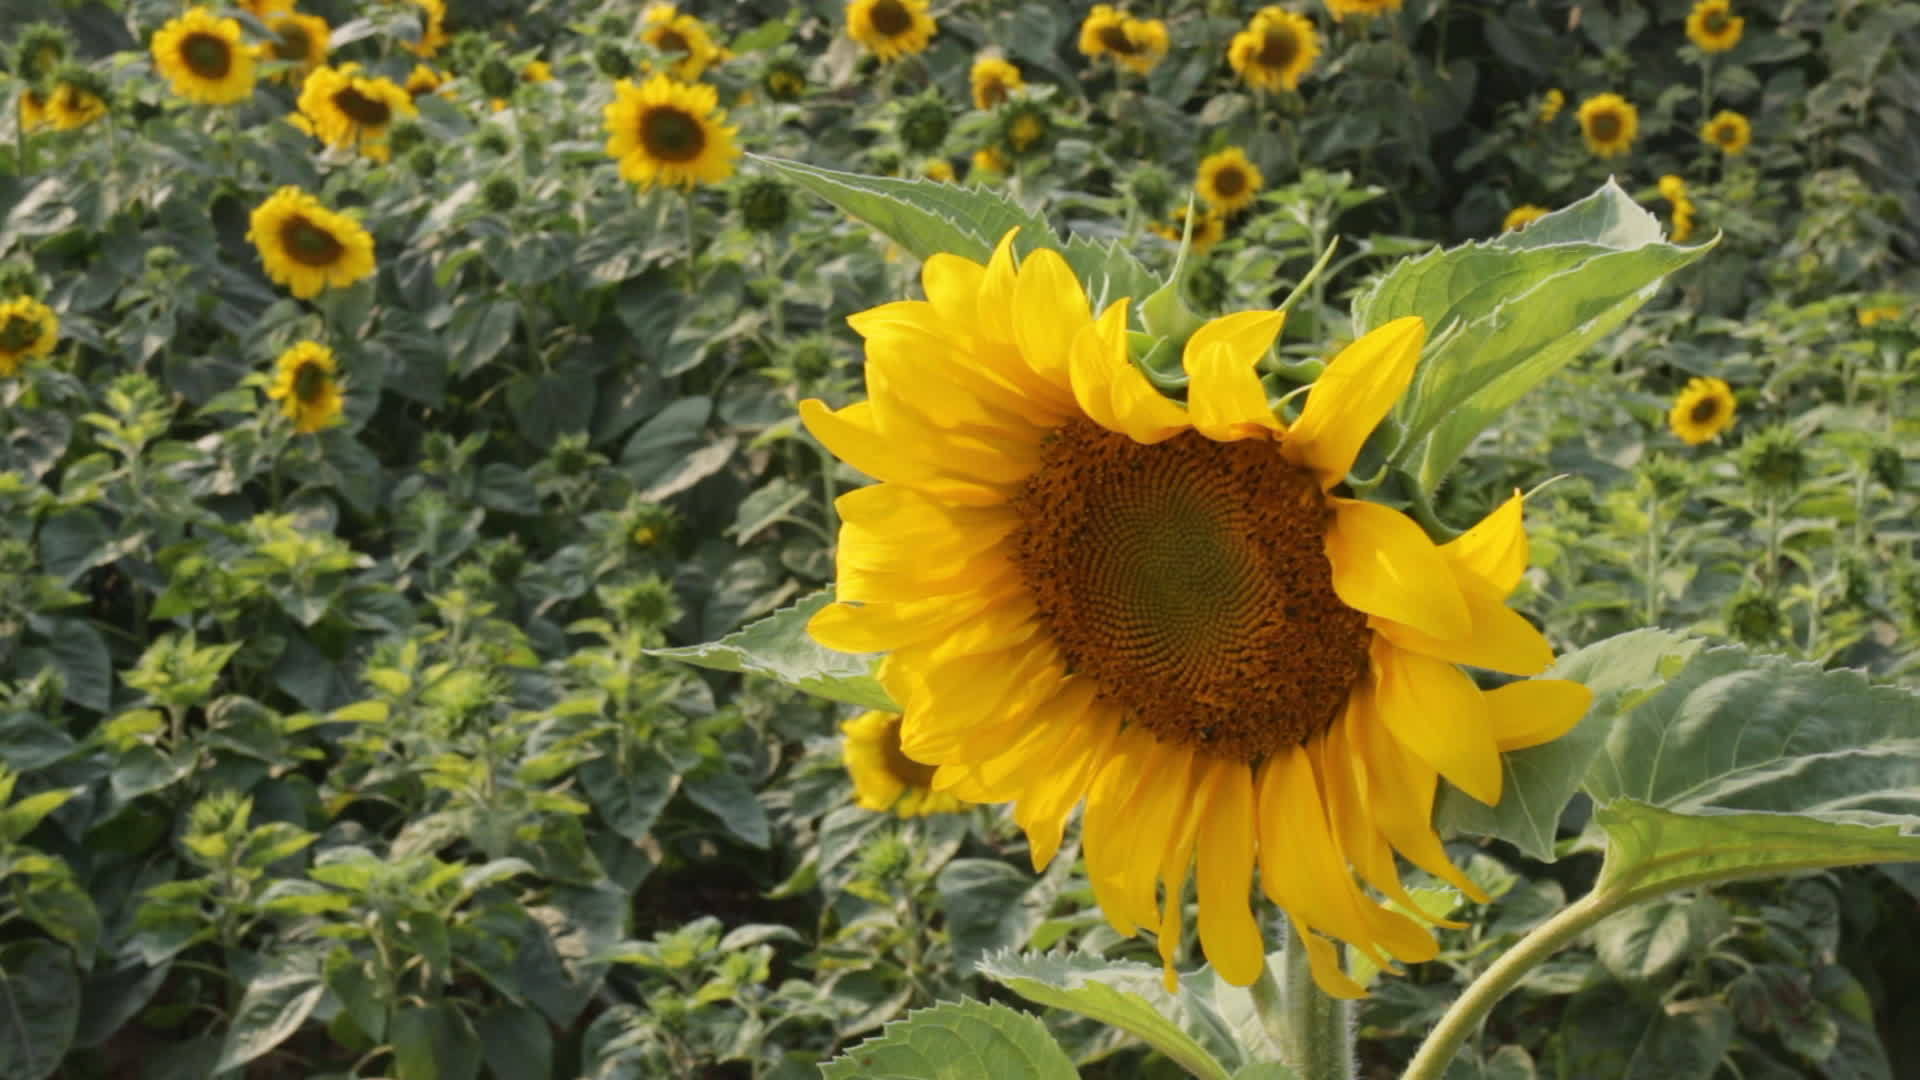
[[1250, 926, 1356, 1080]]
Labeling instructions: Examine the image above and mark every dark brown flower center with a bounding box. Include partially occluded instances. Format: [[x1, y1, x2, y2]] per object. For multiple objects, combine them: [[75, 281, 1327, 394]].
[[271, 21, 312, 63], [181, 32, 232, 79], [1704, 10, 1729, 33], [332, 86, 392, 127], [870, 0, 913, 37], [293, 361, 331, 404], [280, 216, 346, 267], [1590, 111, 1621, 142], [1010, 420, 1370, 763], [1097, 23, 1137, 54], [640, 105, 705, 162], [655, 29, 689, 54], [1690, 396, 1721, 423], [1258, 26, 1299, 67], [980, 78, 1008, 107], [0, 314, 43, 352], [1212, 166, 1247, 198], [876, 715, 938, 790]]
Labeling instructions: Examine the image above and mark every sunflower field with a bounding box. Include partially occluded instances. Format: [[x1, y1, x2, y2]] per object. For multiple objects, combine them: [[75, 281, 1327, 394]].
[[3, 0, 1919, 1077]]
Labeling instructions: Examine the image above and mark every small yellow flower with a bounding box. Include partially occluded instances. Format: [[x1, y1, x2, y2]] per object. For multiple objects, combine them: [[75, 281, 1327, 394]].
[[1657, 174, 1696, 243], [1502, 205, 1549, 231], [642, 3, 723, 81], [1685, 0, 1743, 53], [1858, 305, 1902, 328], [263, 11, 330, 79], [846, 0, 938, 63], [923, 159, 956, 183], [0, 296, 59, 376], [294, 64, 416, 162], [972, 145, 1009, 177], [1538, 88, 1565, 124], [843, 711, 966, 817], [47, 83, 106, 131], [236, 0, 294, 16], [267, 341, 345, 434], [246, 187, 377, 300], [151, 7, 256, 105], [403, 0, 449, 58], [1196, 147, 1264, 215], [404, 65, 445, 98], [1669, 376, 1736, 445], [1077, 5, 1170, 75], [602, 73, 741, 190], [1324, 0, 1403, 20], [1228, 7, 1320, 93], [970, 55, 1023, 110], [1701, 109, 1751, 155], [1576, 92, 1639, 158], [522, 60, 552, 84], [1150, 205, 1227, 254]]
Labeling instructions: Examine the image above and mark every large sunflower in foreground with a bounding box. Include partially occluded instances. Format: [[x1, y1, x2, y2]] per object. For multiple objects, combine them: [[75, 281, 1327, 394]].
[[267, 341, 345, 434], [0, 296, 59, 376], [1196, 147, 1264, 216], [295, 63, 416, 161], [843, 711, 966, 817], [247, 187, 376, 299], [603, 73, 740, 190], [1576, 92, 1638, 158], [846, 0, 938, 64], [802, 231, 1592, 995], [151, 7, 257, 105], [1228, 7, 1319, 92], [1669, 376, 1736, 445]]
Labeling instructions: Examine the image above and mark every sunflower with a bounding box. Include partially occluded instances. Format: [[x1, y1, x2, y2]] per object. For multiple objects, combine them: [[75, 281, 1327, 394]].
[[151, 7, 256, 105], [1196, 147, 1264, 216], [1576, 92, 1638, 158], [403, 0, 449, 58], [1538, 88, 1565, 124], [267, 341, 345, 434], [1077, 6, 1169, 76], [923, 159, 956, 183], [1858, 305, 1903, 328], [603, 73, 740, 190], [998, 99, 1051, 156], [846, 0, 938, 64], [1701, 109, 1751, 155], [247, 187, 376, 299], [843, 711, 967, 817], [295, 63, 416, 162], [403, 64, 445, 98], [263, 11, 329, 79], [0, 296, 59, 376], [1658, 174, 1697, 243], [641, 3, 722, 81], [970, 55, 1023, 110], [236, 0, 294, 16], [1669, 376, 1736, 445], [1324, 0, 1403, 20], [1685, 0, 1743, 53], [1502, 204, 1549, 231], [1150, 206, 1227, 254], [523, 60, 552, 84], [47, 80, 107, 131], [18, 90, 49, 134], [801, 231, 1591, 994], [971, 145, 1009, 178], [1228, 7, 1320, 92]]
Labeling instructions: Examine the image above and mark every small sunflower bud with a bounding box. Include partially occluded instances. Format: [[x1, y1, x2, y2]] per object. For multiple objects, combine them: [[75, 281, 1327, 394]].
[[477, 57, 517, 99], [481, 174, 520, 211], [0, 261, 37, 299], [602, 575, 681, 629], [763, 58, 806, 102], [1637, 453, 1690, 501], [1741, 427, 1807, 497], [898, 95, 951, 153], [405, 145, 437, 178], [1871, 445, 1904, 492], [474, 128, 511, 155], [593, 41, 633, 78], [786, 336, 840, 380], [144, 245, 182, 277], [998, 100, 1050, 156], [479, 535, 525, 581], [12, 23, 71, 83], [736, 178, 790, 232], [856, 828, 913, 882], [387, 120, 426, 156], [1126, 163, 1175, 220], [1726, 589, 1783, 644]]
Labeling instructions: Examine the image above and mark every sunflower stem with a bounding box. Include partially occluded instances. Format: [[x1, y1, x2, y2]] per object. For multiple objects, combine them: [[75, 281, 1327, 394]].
[[1250, 926, 1355, 1080]]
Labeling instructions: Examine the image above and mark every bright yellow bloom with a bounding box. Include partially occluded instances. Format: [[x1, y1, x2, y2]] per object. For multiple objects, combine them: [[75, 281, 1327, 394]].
[[294, 64, 416, 162], [404, 65, 445, 98], [1196, 147, 1264, 215], [400, 0, 447, 58], [972, 146, 1009, 177], [236, 0, 294, 16], [1669, 376, 1735, 445], [1576, 92, 1638, 158], [843, 711, 966, 817], [1701, 109, 1751, 155], [0, 296, 59, 376], [18, 89, 48, 133], [1658, 174, 1696, 243], [1324, 0, 1403, 20], [642, 3, 723, 81], [246, 187, 376, 300], [1228, 7, 1319, 93], [846, 0, 938, 63], [47, 83, 106, 130], [1858, 305, 1903, 328], [1077, 5, 1170, 75], [1503, 205, 1549, 231], [1150, 206, 1227, 254], [923, 159, 956, 183], [801, 230, 1590, 995], [263, 11, 329, 79], [1686, 0, 1743, 53], [602, 73, 740, 190], [970, 55, 1024, 110], [1538, 88, 1565, 124], [523, 60, 552, 83], [267, 341, 345, 434], [151, 7, 256, 105]]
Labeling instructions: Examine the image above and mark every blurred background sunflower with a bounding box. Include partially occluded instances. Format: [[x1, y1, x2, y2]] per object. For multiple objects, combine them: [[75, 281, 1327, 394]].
[[1228, 7, 1320, 92], [602, 73, 740, 190], [246, 187, 376, 299], [267, 342, 346, 435], [150, 6, 255, 105], [845, 0, 937, 63]]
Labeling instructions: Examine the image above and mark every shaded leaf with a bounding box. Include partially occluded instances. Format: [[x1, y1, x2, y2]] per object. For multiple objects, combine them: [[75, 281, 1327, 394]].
[[650, 590, 895, 710]]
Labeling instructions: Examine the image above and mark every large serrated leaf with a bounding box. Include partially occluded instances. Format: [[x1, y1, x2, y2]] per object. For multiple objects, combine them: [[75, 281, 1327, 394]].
[[975, 951, 1234, 1080], [819, 999, 1077, 1080], [213, 950, 326, 1071], [1352, 180, 1711, 495], [648, 590, 895, 710]]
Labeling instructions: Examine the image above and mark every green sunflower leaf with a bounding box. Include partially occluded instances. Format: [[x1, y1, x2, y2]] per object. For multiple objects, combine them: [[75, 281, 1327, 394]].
[[818, 999, 1078, 1080], [648, 589, 896, 711], [1353, 179, 1713, 499], [750, 154, 1162, 310], [976, 951, 1235, 1080]]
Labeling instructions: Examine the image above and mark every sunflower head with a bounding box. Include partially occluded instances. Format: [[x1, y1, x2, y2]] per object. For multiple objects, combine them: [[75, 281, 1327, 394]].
[[264, 12, 330, 77], [847, 0, 938, 64], [641, 4, 721, 81], [403, 64, 445, 98], [1858, 304, 1904, 330], [403, 0, 449, 58], [1150, 204, 1227, 255], [1125, 162, 1175, 219], [1726, 589, 1782, 644], [763, 56, 808, 101], [1324, 0, 1404, 20], [1667, 376, 1735, 446], [151, 7, 257, 106], [266, 341, 344, 434], [481, 174, 520, 212], [1196, 146, 1264, 215], [1686, 0, 1744, 53], [922, 158, 956, 183], [843, 711, 965, 817], [594, 42, 634, 79], [996, 99, 1051, 156], [246, 187, 377, 300], [897, 93, 951, 153], [46, 66, 109, 131], [0, 296, 59, 376], [295, 64, 417, 161], [12, 22, 71, 83], [1538, 88, 1565, 124], [971, 145, 1009, 178], [1228, 7, 1320, 93], [1078, 5, 1169, 74], [1741, 426, 1806, 496], [1502, 204, 1549, 232], [1576, 92, 1638, 158], [1702, 109, 1751, 155], [602, 73, 741, 191], [737, 178, 792, 232]]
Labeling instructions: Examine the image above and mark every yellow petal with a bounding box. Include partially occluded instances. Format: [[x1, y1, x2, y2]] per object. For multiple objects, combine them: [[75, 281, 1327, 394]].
[[1283, 316, 1425, 488], [1081, 727, 1164, 935], [1369, 567, 1553, 675], [1184, 341, 1283, 442], [975, 229, 1021, 349], [1316, 716, 1462, 936], [1183, 308, 1287, 370], [1344, 684, 1489, 902], [1194, 758, 1264, 986], [1256, 746, 1378, 962], [799, 399, 1008, 505], [894, 642, 1064, 762], [1371, 639, 1503, 806], [1296, 930, 1367, 999], [1483, 678, 1591, 751], [1013, 691, 1118, 870], [855, 312, 1065, 428], [1325, 498, 1471, 641], [920, 251, 986, 328], [1011, 247, 1088, 391], [1445, 490, 1528, 595], [806, 588, 1012, 654], [1070, 299, 1191, 443]]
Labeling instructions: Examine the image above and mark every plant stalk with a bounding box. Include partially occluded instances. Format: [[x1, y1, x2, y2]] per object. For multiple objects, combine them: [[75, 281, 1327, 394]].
[[1250, 925, 1356, 1080]]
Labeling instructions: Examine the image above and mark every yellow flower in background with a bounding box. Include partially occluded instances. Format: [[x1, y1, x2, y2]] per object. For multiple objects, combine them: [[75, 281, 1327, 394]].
[[1538, 88, 1565, 124], [923, 159, 956, 183], [1077, 5, 1170, 75], [247, 187, 376, 299], [972, 145, 1009, 177], [522, 59, 552, 83], [1686, 0, 1744, 53], [1150, 205, 1227, 254], [404, 65, 445, 98], [846, 0, 938, 63], [294, 64, 416, 162], [1858, 304, 1903, 328], [843, 711, 966, 817], [1324, 0, 1403, 20], [1576, 92, 1638, 158], [0, 296, 59, 376], [47, 82, 107, 130], [403, 0, 449, 58], [642, 3, 722, 81], [267, 341, 345, 434], [1196, 147, 1264, 215], [151, 7, 257, 105], [1669, 376, 1736, 445], [1702, 109, 1751, 155], [801, 230, 1590, 996], [1503, 204, 1549, 231], [237, 0, 294, 16], [1228, 7, 1320, 93], [970, 55, 1023, 110], [1658, 174, 1697, 243], [263, 11, 330, 79], [18, 89, 49, 133], [603, 73, 740, 190]]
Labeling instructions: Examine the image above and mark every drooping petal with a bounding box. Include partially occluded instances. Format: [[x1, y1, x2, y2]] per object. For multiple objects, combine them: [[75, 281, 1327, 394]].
[[1445, 490, 1528, 595], [1256, 746, 1385, 972], [1184, 341, 1284, 442], [1369, 566, 1553, 675], [1370, 638, 1503, 806], [1483, 678, 1591, 751], [1081, 727, 1169, 935], [1344, 683, 1489, 902], [1070, 299, 1190, 443], [1011, 247, 1090, 392], [1194, 758, 1264, 985], [1325, 498, 1471, 641], [1315, 717, 1459, 943], [1283, 316, 1425, 489]]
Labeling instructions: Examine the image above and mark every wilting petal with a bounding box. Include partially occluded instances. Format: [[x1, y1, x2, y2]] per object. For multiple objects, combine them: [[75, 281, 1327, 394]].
[[1325, 498, 1471, 640], [1283, 316, 1425, 488]]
